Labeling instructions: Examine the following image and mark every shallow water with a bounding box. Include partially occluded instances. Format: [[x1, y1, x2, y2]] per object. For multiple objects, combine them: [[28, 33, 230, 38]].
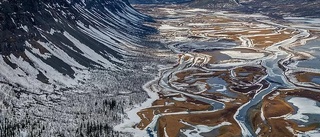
[[118, 5, 320, 137], [294, 39, 320, 69], [169, 40, 237, 53], [312, 77, 320, 85], [207, 76, 237, 98], [285, 96, 320, 125]]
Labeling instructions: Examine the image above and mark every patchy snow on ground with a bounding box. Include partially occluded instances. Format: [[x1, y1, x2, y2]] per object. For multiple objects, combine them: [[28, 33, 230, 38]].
[[187, 23, 211, 26], [220, 50, 265, 60], [214, 11, 268, 19], [114, 78, 160, 137], [159, 8, 176, 15], [255, 127, 261, 135], [173, 95, 187, 102], [286, 97, 320, 123], [174, 36, 188, 41], [298, 129, 320, 137], [184, 9, 208, 12], [159, 24, 187, 30], [217, 97, 235, 102], [180, 121, 232, 137]]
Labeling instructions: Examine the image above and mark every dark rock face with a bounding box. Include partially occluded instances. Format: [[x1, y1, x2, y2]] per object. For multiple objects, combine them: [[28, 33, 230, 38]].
[[0, 0, 155, 54], [0, 0, 156, 84]]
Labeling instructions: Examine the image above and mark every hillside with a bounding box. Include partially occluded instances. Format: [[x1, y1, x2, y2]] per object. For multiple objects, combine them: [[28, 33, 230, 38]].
[[0, 0, 158, 136]]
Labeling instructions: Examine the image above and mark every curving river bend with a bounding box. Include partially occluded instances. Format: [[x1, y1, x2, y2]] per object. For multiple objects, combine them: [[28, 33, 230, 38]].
[[116, 5, 320, 137]]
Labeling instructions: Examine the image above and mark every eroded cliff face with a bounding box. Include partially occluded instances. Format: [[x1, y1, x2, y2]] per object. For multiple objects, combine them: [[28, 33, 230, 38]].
[[0, 0, 160, 136]]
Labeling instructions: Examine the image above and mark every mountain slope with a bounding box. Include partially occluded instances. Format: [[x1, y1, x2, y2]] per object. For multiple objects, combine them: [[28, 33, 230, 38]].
[[0, 0, 160, 136], [0, 0, 156, 91]]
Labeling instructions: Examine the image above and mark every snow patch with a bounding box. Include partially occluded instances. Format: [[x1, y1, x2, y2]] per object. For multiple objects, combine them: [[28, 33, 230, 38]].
[[180, 121, 232, 137], [286, 97, 320, 123], [220, 50, 265, 60], [159, 24, 187, 30]]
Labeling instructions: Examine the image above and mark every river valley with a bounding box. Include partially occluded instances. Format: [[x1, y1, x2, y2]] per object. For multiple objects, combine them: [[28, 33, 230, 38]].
[[115, 4, 320, 137]]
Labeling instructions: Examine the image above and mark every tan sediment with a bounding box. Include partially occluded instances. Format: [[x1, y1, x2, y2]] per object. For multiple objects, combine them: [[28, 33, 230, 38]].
[[156, 90, 251, 136], [213, 29, 274, 37], [249, 107, 270, 136], [182, 15, 237, 24], [133, 4, 320, 137], [137, 65, 256, 136], [202, 48, 267, 64], [262, 96, 293, 118], [295, 71, 320, 83], [249, 29, 296, 49], [137, 94, 212, 130], [310, 30, 320, 36], [284, 89, 320, 102], [174, 69, 209, 83], [261, 118, 318, 136], [251, 89, 320, 136], [155, 69, 253, 136], [158, 105, 242, 137], [138, 62, 268, 135], [191, 26, 223, 32]]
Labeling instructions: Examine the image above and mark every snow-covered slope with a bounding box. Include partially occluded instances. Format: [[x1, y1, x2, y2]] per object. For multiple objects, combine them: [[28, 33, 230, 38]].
[[0, 0, 162, 137], [0, 0, 156, 91]]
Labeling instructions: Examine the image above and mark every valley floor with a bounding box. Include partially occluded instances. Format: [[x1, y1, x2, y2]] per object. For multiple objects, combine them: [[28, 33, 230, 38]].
[[116, 4, 320, 137]]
